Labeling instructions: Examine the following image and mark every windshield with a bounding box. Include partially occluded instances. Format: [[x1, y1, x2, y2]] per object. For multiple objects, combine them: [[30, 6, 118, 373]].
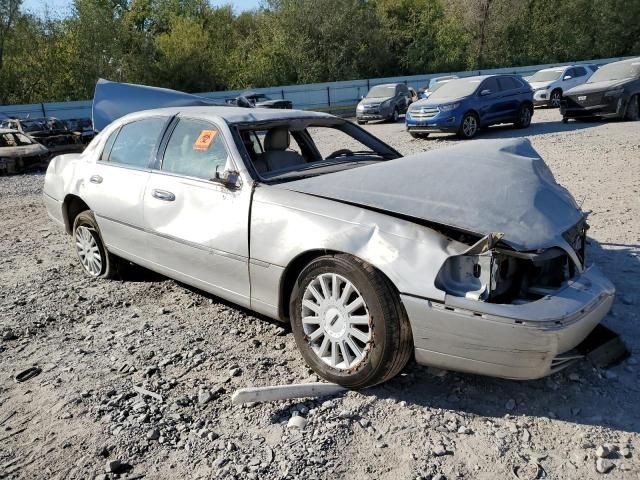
[[528, 70, 563, 82], [427, 81, 449, 93], [21, 120, 47, 132], [588, 61, 640, 83], [428, 78, 482, 100], [367, 85, 396, 98]]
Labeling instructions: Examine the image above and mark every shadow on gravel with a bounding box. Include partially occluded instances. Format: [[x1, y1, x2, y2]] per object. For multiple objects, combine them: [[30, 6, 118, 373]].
[[422, 116, 608, 141]]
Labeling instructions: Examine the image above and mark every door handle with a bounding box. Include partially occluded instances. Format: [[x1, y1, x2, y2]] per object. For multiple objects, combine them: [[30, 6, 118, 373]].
[[89, 174, 103, 184], [151, 189, 175, 202]]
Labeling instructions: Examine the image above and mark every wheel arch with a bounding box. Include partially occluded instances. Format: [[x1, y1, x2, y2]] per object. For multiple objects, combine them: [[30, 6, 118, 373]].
[[62, 194, 91, 234], [277, 249, 398, 323]]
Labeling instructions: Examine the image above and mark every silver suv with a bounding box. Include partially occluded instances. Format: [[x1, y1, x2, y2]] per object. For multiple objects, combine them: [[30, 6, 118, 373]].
[[356, 83, 412, 124]]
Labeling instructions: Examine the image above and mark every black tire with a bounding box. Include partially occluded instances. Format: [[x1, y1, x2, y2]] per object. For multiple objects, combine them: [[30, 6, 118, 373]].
[[457, 112, 479, 139], [549, 89, 562, 108], [289, 254, 413, 388], [625, 94, 639, 121], [390, 108, 399, 123], [357, 120, 366, 125], [72, 210, 119, 279], [562, 117, 569, 124], [409, 132, 429, 139], [514, 104, 533, 128]]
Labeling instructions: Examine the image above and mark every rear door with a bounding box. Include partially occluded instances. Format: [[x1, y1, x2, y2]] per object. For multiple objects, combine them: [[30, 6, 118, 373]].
[[142, 116, 251, 306], [85, 116, 169, 261], [497, 76, 523, 121]]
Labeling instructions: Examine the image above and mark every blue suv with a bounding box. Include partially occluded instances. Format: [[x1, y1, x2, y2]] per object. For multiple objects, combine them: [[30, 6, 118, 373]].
[[405, 75, 534, 139]]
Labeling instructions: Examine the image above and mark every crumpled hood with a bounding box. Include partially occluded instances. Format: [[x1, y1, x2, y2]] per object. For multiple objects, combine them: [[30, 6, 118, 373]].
[[276, 138, 583, 251], [566, 79, 631, 95]]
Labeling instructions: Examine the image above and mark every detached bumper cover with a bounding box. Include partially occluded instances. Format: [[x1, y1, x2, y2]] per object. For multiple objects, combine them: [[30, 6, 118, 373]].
[[402, 265, 615, 379]]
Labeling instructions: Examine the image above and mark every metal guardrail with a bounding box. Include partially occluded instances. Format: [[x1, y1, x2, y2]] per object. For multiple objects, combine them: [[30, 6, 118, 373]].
[[0, 56, 632, 122]]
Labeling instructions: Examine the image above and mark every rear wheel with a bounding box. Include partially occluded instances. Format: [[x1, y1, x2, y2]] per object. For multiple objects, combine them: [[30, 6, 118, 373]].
[[290, 254, 413, 388], [72, 211, 118, 279], [390, 108, 399, 122], [625, 95, 639, 121], [549, 89, 562, 108], [457, 112, 479, 139], [515, 104, 532, 128]]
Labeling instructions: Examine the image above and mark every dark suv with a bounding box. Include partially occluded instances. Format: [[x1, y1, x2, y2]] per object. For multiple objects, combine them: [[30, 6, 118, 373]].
[[356, 83, 412, 124], [561, 57, 640, 122]]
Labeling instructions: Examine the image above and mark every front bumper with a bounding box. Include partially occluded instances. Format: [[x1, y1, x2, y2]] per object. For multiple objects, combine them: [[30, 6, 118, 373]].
[[402, 265, 615, 380], [533, 89, 551, 105], [405, 108, 461, 133], [561, 95, 626, 119]]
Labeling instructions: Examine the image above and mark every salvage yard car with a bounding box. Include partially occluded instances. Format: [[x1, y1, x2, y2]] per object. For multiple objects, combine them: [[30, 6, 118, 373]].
[[356, 83, 411, 124], [527, 64, 596, 107], [43, 93, 615, 388], [0, 128, 49, 175], [227, 92, 293, 109], [0, 117, 84, 154], [405, 74, 533, 139], [561, 57, 640, 122]]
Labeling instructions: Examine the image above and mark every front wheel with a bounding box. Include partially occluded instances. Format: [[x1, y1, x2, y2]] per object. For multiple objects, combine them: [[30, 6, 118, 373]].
[[549, 89, 562, 108], [290, 254, 413, 388], [457, 112, 479, 139], [73, 210, 118, 279], [625, 95, 639, 121], [514, 104, 532, 129], [390, 108, 399, 123]]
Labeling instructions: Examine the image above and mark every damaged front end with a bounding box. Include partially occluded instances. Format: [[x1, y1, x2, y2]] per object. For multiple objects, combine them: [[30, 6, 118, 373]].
[[406, 217, 624, 380], [435, 219, 588, 304]]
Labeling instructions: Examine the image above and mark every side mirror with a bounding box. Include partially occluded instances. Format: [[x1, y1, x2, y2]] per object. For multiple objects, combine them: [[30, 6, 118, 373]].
[[213, 168, 241, 188], [480, 89, 492, 96], [564, 75, 572, 81]]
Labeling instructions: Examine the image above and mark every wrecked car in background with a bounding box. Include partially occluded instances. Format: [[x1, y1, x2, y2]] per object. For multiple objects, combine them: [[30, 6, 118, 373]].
[[226, 92, 293, 109], [64, 117, 97, 144], [0, 117, 84, 154], [356, 83, 412, 124], [561, 57, 640, 122], [0, 128, 49, 175], [43, 80, 616, 388]]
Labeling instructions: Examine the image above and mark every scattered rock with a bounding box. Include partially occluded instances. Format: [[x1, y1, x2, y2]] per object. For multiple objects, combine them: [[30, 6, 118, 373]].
[[147, 429, 160, 441], [105, 460, 131, 474], [198, 390, 213, 404], [287, 416, 308, 430], [595, 458, 614, 474], [596, 445, 610, 458]]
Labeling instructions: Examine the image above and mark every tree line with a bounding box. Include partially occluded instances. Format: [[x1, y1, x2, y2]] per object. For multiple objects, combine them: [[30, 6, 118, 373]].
[[0, 0, 639, 105]]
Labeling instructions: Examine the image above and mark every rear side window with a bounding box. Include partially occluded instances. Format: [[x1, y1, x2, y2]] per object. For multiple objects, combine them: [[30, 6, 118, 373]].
[[573, 66, 587, 77], [498, 77, 520, 90], [108, 118, 166, 168], [162, 118, 229, 180], [101, 128, 119, 162]]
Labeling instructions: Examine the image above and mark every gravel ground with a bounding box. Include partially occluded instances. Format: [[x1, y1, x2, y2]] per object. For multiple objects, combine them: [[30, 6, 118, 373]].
[[1, 108, 639, 480]]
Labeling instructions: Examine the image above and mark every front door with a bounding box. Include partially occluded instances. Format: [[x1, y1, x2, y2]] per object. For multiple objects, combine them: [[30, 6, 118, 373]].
[[142, 117, 251, 306]]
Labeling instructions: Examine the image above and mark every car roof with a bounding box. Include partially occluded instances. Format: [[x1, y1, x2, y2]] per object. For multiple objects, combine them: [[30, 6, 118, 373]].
[[611, 56, 640, 66], [116, 106, 335, 126]]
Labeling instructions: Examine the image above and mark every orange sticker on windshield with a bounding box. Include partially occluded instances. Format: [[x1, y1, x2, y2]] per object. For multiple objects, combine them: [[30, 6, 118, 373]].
[[193, 129, 218, 150]]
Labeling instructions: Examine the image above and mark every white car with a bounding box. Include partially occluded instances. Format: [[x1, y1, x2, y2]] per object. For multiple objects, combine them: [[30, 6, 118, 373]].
[[527, 64, 597, 107]]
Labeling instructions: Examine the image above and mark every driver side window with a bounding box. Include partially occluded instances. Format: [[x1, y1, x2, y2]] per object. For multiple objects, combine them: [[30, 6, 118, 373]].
[[161, 119, 230, 180]]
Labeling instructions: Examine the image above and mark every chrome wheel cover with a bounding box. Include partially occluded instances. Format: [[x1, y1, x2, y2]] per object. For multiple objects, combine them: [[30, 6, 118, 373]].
[[463, 115, 477, 137], [301, 273, 372, 370], [75, 225, 102, 276], [550, 91, 561, 107]]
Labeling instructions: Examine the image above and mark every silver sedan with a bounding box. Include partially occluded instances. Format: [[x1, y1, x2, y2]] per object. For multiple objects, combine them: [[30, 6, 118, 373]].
[[43, 105, 614, 387]]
